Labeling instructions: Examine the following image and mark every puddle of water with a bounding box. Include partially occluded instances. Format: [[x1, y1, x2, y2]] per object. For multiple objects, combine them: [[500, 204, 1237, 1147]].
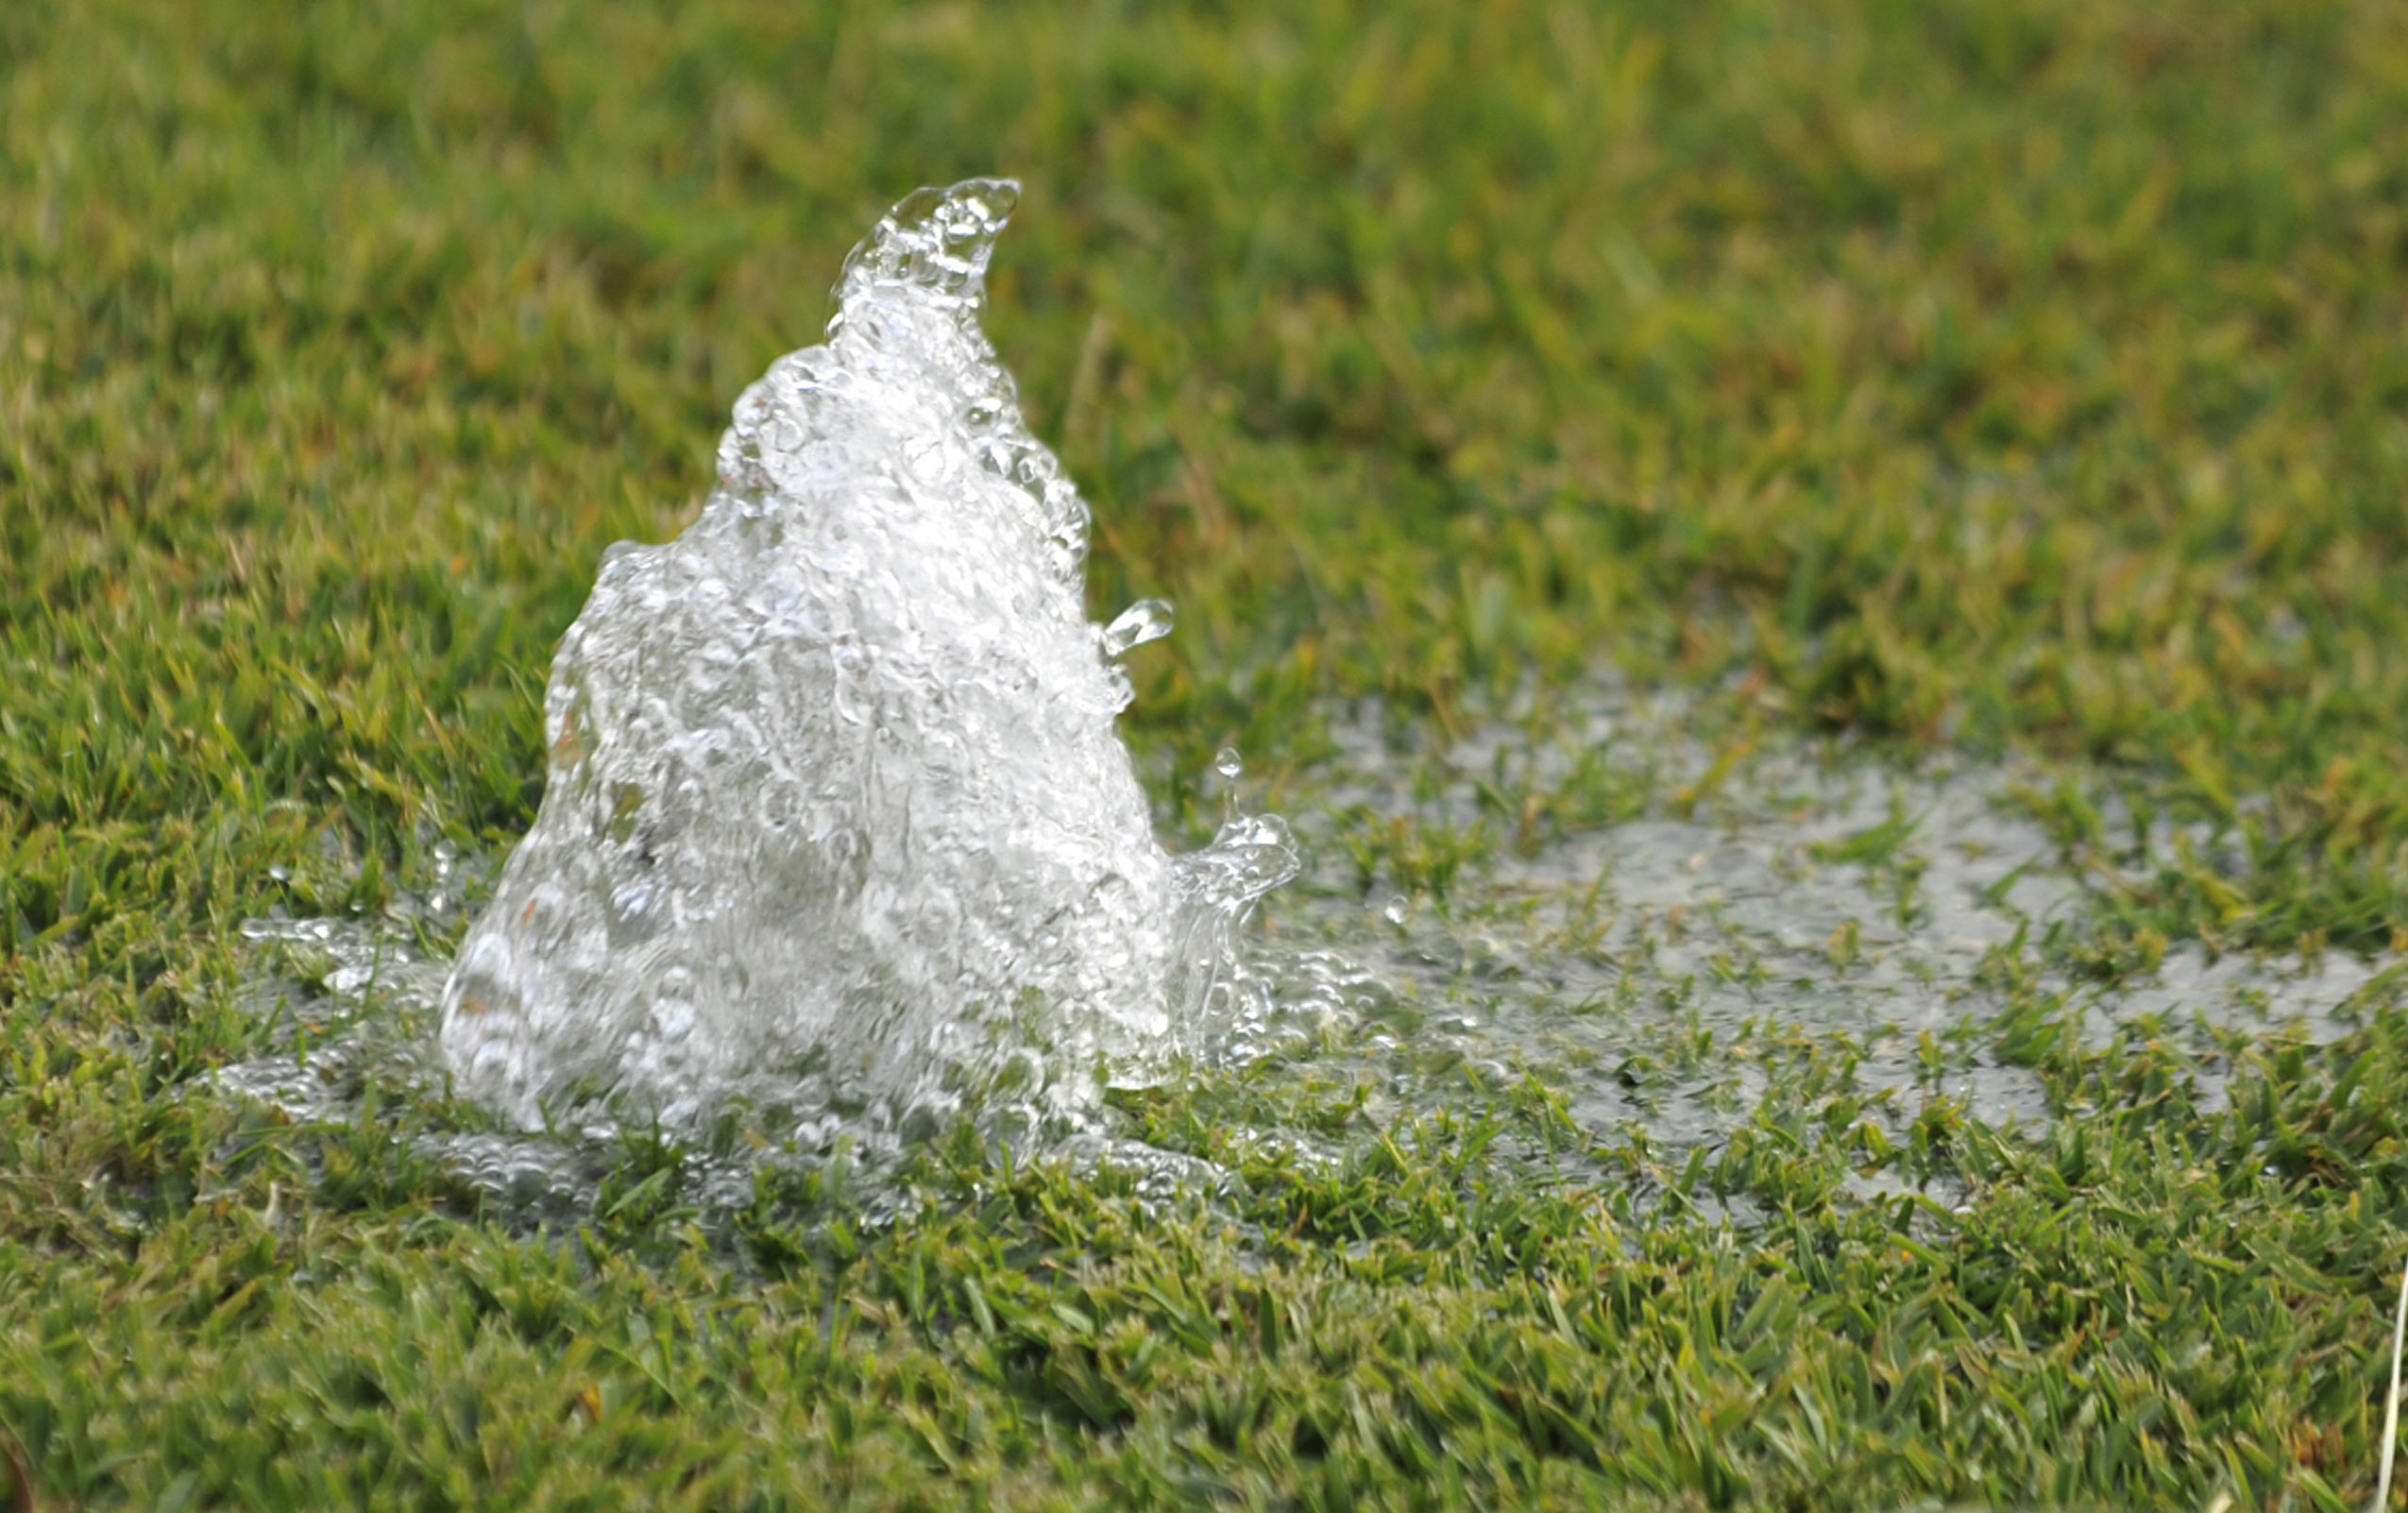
[[213, 681, 2404, 1227], [1193, 688, 2399, 1187]]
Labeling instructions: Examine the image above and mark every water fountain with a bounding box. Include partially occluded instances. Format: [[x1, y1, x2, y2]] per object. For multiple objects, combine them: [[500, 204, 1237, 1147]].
[[221, 186, 2382, 1212], [437, 179, 1296, 1146]]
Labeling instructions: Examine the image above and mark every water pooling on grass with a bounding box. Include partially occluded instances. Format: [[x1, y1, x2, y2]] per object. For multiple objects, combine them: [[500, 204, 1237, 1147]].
[[223, 685, 2407, 1221], [1243, 691, 2407, 1183]]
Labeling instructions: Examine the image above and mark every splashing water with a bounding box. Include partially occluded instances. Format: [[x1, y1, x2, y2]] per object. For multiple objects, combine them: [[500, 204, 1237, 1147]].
[[439, 179, 1296, 1143]]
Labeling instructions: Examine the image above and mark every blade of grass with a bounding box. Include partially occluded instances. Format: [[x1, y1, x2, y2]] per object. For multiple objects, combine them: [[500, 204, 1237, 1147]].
[[2373, 1259, 2408, 1513]]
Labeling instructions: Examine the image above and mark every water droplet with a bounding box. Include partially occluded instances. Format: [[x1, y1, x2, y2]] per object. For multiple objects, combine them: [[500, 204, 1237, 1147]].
[[1382, 895, 1410, 927], [1214, 747, 1244, 781], [1099, 598, 1173, 657]]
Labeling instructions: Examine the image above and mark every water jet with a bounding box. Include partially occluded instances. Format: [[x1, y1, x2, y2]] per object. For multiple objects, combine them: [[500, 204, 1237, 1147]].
[[438, 179, 1296, 1144]]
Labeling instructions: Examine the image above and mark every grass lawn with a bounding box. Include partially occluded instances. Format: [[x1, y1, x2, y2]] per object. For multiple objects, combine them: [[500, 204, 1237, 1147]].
[[8, 0, 2408, 1505]]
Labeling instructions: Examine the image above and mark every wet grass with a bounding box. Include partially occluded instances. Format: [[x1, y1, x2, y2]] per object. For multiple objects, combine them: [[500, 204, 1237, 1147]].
[[7, 0, 2408, 1505]]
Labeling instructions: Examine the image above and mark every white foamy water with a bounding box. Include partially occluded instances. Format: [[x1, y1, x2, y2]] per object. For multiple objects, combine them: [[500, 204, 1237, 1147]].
[[437, 179, 1294, 1141]]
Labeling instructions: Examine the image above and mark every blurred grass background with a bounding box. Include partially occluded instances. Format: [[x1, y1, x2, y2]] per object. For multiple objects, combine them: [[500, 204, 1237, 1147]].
[[8, 0, 2408, 954], [7, 0, 2408, 1506]]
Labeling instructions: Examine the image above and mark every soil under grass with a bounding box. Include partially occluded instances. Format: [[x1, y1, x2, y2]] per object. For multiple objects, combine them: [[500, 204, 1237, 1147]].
[[7, 0, 2408, 1506]]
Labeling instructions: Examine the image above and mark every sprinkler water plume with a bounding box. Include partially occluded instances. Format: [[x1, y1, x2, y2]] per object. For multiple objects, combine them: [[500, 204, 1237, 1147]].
[[439, 179, 1297, 1146]]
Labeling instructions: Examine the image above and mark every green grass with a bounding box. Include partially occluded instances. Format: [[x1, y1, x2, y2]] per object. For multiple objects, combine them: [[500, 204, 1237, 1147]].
[[7, 0, 2408, 1505]]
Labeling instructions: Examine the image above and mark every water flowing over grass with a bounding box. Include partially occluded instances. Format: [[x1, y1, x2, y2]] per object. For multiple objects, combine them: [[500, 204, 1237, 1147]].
[[6, 0, 2408, 1505]]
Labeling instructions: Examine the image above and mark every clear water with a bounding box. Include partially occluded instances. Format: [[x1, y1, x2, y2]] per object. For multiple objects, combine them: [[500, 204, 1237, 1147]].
[[435, 180, 1293, 1146], [1247, 692, 2396, 1155]]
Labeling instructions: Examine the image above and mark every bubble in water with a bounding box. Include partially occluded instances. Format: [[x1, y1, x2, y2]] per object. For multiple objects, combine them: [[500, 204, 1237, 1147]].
[[439, 179, 1294, 1142], [1099, 599, 1173, 658]]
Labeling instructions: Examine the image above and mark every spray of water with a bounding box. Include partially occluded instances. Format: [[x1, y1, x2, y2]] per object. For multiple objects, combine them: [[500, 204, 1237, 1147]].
[[439, 179, 1295, 1145]]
